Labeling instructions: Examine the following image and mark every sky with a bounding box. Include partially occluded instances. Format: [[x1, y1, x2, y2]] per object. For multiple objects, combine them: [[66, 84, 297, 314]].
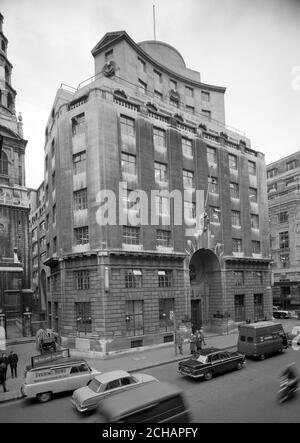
[[2, 0, 300, 189]]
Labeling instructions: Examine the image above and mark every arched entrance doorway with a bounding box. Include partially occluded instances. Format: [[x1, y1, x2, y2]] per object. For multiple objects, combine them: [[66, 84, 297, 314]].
[[189, 248, 223, 330]]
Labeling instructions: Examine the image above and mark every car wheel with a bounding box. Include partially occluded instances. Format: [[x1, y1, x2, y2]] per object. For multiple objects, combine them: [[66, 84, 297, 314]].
[[236, 361, 243, 370], [37, 392, 52, 403], [259, 354, 265, 361], [204, 371, 213, 381]]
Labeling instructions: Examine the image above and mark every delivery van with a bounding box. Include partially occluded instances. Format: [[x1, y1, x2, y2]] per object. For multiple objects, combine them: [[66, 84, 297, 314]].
[[21, 351, 101, 403], [237, 321, 288, 360], [86, 381, 192, 423]]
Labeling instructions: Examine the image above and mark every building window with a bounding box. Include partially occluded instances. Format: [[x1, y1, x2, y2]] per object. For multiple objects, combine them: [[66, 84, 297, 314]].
[[207, 146, 217, 164], [122, 226, 140, 245], [249, 187, 257, 202], [170, 79, 177, 90], [125, 300, 144, 337], [208, 176, 218, 194], [183, 170, 194, 189], [138, 79, 147, 94], [170, 96, 179, 108], [73, 188, 87, 210], [184, 201, 196, 220], [121, 152, 136, 176], [105, 49, 113, 62], [209, 206, 221, 223], [153, 127, 166, 149], [52, 171, 55, 189], [0, 151, 8, 175], [231, 210, 241, 227], [286, 177, 295, 186], [185, 105, 195, 114], [280, 253, 289, 267], [279, 211, 288, 223], [185, 86, 194, 97], [158, 270, 172, 288], [248, 160, 256, 175], [45, 214, 49, 231], [267, 168, 278, 178], [251, 214, 259, 229], [154, 90, 163, 100], [279, 231, 289, 249], [182, 138, 193, 158], [254, 294, 264, 321], [201, 91, 210, 102], [156, 230, 171, 247], [125, 269, 142, 289], [252, 241, 261, 254], [73, 151, 86, 175], [72, 113, 85, 136], [230, 182, 239, 198], [53, 236, 57, 253], [75, 302, 92, 333], [268, 183, 277, 193], [229, 154, 238, 170], [201, 109, 211, 121], [40, 236, 46, 249], [74, 226, 89, 245], [234, 295, 245, 322], [154, 162, 168, 183], [138, 58, 146, 72], [233, 271, 244, 286], [254, 272, 263, 285], [159, 298, 174, 332], [233, 238, 243, 253], [153, 70, 161, 83], [52, 204, 56, 224], [287, 159, 298, 171], [120, 115, 135, 138], [75, 270, 90, 289], [155, 196, 170, 219]]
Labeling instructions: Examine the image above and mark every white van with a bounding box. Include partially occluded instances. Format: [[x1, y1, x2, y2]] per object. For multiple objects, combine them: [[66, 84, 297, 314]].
[[21, 352, 101, 403]]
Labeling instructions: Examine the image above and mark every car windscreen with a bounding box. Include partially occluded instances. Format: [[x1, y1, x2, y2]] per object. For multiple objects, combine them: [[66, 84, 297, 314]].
[[88, 378, 103, 393], [196, 355, 208, 364]]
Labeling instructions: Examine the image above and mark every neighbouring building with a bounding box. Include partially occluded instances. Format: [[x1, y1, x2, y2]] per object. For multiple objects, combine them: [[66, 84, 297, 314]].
[[42, 31, 271, 353], [267, 151, 300, 310], [0, 13, 32, 329]]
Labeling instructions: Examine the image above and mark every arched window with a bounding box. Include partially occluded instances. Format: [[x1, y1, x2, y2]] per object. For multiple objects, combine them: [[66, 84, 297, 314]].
[[0, 151, 8, 175], [1, 41, 5, 52], [0, 90, 2, 105], [5, 66, 9, 82]]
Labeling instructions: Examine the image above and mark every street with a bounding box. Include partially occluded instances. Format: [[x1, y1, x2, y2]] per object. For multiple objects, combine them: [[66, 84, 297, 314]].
[[1, 342, 300, 423]]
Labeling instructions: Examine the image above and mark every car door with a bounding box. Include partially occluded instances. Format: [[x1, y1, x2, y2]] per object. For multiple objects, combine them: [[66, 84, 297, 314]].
[[103, 378, 123, 398], [218, 352, 234, 372], [210, 353, 224, 375]]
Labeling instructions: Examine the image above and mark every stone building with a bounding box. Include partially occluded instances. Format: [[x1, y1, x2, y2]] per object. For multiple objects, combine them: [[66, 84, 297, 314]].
[[0, 13, 31, 326], [267, 151, 300, 310], [42, 31, 272, 353]]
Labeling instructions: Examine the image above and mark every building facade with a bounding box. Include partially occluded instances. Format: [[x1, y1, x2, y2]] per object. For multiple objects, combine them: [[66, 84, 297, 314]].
[[0, 13, 31, 323], [267, 152, 300, 310], [42, 31, 271, 353]]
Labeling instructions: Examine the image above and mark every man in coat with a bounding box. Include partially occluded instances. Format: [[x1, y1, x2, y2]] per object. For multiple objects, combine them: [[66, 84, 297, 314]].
[[8, 350, 18, 378], [0, 361, 8, 392], [0, 353, 8, 380]]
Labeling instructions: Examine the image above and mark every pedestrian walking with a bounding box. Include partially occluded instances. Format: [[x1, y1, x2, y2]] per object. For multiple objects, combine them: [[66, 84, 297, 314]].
[[0, 361, 8, 392], [8, 350, 18, 378], [190, 332, 196, 355], [176, 332, 184, 355], [195, 328, 206, 352], [0, 353, 8, 380]]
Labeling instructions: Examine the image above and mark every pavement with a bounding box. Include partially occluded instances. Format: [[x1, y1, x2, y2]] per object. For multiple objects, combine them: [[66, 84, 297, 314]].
[[0, 318, 298, 404]]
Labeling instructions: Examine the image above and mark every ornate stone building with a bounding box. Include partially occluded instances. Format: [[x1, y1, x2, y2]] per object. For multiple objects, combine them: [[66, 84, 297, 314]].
[[0, 13, 31, 325], [43, 31, 272, 353]]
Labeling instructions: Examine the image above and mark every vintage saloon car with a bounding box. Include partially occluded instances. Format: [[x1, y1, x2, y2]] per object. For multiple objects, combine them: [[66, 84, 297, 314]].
[[178, 348, 245, 380]]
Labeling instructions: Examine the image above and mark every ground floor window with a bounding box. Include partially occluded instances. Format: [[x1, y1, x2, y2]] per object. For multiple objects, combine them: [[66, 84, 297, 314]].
[[254, 294, 264, 320], [159, 298, 174, 332], [234, 294, 245, 322], [75, 302, 92, 333], [125, 300, 144, 337]]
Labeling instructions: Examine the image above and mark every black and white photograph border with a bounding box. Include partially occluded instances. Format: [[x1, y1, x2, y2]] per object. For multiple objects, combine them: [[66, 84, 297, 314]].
[[0, 0, 300, 427]]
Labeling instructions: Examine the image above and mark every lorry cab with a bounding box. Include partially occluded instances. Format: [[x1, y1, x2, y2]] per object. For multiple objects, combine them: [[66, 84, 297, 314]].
[[237, 321, 287, 360]]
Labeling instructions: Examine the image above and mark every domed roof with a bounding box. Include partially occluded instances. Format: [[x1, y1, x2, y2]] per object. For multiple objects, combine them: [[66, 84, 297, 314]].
[[138, 40, 186, 71]]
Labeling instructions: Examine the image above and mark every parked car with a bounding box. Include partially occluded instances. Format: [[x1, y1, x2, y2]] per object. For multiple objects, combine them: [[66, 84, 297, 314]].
[[177, 347, 245, 380], [273, 306, 290, 319], [71, 369, 158, 413]]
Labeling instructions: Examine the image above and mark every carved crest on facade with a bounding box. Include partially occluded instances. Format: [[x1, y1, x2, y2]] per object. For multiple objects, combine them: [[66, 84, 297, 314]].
[[103, 60, 116, 77]]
